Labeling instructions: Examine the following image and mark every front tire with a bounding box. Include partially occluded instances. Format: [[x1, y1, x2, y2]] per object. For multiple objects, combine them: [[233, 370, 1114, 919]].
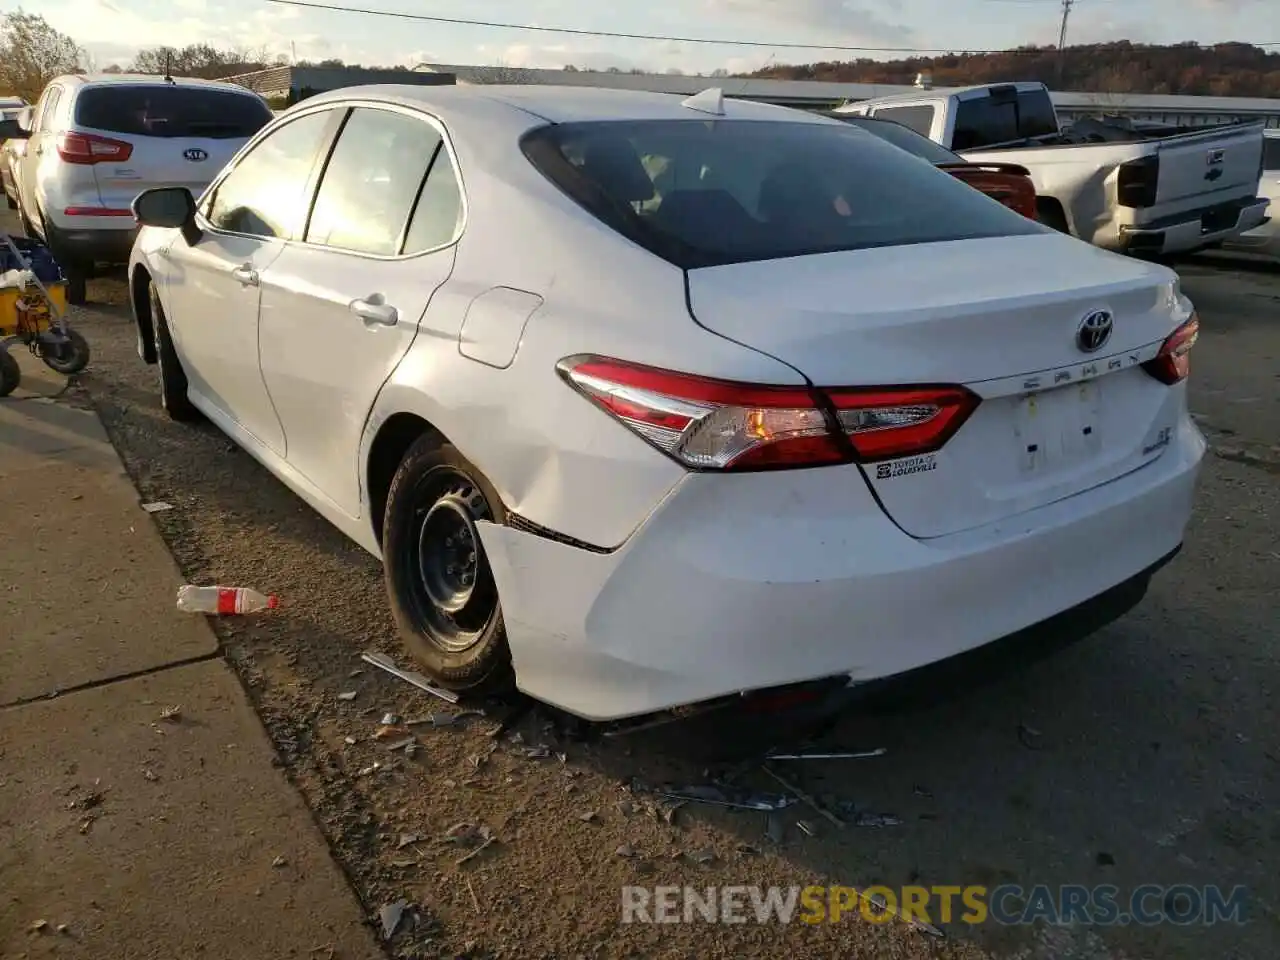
[[42, 328, 90, 375], [383, 438, 514, 695], [149, 282, 198, 421]]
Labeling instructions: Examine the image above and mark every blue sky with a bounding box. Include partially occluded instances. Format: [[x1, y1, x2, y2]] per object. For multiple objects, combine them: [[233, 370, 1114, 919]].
[[15, 0, 1279, 75]]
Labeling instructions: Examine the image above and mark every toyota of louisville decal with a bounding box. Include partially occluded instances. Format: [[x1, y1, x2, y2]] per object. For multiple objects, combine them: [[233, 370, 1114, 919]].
[[875, 452, 939, 480]]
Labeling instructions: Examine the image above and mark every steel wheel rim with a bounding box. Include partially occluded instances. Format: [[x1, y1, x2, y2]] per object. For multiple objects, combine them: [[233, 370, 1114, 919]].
[[403, 468, 498, 653]]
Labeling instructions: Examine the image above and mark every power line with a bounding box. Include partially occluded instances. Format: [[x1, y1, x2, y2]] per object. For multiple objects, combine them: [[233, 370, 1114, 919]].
[[261, 0, 1280, 54]]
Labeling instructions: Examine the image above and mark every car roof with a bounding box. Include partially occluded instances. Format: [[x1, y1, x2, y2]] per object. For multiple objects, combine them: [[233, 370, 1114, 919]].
[[53, 73, 263, 94], [300, 83, 839, 126]]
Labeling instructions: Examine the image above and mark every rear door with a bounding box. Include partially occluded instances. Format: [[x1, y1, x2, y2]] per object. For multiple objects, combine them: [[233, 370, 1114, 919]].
[[71, 83, 273, 212], [257, 105, 463, 518]]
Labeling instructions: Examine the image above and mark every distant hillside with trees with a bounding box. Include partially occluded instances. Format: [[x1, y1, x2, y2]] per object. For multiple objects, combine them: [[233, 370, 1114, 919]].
[[752, 42, 1280, 99]]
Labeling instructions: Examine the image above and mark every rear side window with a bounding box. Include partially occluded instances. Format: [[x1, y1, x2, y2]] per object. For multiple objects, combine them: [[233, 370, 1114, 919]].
[[306, 107, 442, 256], [834, 115, 961, 165], [953, 89, 1058, 150], [75, 86, 272, 139], [871, 105, 935, 137], [523, 119, 1044, 270]]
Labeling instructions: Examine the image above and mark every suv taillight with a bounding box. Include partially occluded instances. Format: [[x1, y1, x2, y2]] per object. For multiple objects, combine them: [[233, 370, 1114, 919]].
[[56, 131, 133, 164], [1117, 155, 1160, 208], [1143, 315, 1199, 385], [557, 356, 979, 471]]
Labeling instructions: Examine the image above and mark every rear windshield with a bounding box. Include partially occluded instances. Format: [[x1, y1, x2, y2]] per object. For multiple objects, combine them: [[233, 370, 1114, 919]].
[[952, 89, 1060, 150], [831, 115, 962, 166], [522, 118, 1044, 269], [75, 86, 272, 139]]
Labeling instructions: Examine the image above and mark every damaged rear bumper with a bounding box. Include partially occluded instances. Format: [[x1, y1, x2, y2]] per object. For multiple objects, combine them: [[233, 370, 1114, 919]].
[[476, 418, 1203, 722]]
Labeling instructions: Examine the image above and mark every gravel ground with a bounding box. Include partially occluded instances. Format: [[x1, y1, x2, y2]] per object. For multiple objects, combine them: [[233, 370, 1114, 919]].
[[12, 210, 1278, 959]]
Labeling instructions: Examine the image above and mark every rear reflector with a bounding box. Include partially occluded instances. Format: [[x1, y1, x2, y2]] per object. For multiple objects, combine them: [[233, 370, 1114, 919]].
[[1142, 314, 1199, 385], [56, 131, 133, 164], [558, 355, 979, 471], [64, 206, 133, 217]]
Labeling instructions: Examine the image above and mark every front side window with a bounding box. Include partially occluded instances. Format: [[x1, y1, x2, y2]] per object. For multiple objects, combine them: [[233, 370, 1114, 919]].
[[207, 109, 334, 239], [306, 107, 442, 256], [523, 118, 1044, 270]]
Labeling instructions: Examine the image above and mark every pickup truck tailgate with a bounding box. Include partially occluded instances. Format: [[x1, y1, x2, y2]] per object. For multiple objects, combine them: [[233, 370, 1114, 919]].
[[1154, 124, 1264, 206]]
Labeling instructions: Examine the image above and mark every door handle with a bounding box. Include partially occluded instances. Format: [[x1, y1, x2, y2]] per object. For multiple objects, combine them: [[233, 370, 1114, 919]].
[[350, 295, 398, 327], [231, 264, 258, 286]]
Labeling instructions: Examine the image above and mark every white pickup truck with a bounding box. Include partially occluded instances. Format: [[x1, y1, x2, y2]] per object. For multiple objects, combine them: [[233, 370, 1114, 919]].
[[835, 81, 1270, 257]]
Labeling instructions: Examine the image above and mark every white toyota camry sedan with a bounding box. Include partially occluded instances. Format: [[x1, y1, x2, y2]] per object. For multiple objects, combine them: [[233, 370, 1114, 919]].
[[127, 84, 1205, 723]]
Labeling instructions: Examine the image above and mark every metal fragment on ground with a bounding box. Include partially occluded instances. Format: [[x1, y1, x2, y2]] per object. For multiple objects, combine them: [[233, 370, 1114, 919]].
[[141, 501, 174, 513], [337, 691, 357, 701], [851, 812, 902, 828], [796, 820, 817, 837], [760, 766, 844, 828], [159, 705, 182, 722], [523, 745, 551, 759], [379, 900, 408, 941], [383, 737, 416, 752], [659, 786, 794, 812], [405, 710, 484, 728], [380, 712, 400, 726], [361, 651, 460, 703]]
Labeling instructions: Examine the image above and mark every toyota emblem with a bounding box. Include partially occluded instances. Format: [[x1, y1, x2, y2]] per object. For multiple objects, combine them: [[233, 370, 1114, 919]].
[[1076, 309, 1114, 353], [183, 147, 208, 162]]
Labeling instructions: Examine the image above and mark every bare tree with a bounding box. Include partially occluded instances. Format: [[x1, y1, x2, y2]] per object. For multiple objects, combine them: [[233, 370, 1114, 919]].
[[0, 11, 86, 102], [130, 43, 278, 80]]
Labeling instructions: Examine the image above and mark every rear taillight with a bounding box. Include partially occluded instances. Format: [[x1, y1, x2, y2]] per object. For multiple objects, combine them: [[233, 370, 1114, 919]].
[[56, 131, 133, 164], [1143, 314, 1199, 385], [557, 356, 979, 471], [1117, 155, 1159, 208]]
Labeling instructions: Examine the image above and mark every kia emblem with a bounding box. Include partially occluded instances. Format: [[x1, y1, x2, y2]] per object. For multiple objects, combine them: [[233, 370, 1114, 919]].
[[183, 147, 208, 162]]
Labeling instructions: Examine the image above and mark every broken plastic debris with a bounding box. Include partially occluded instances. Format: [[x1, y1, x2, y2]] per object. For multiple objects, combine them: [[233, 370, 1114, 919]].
[[615, 844, 636, 858], [271, 855, 287, 868], [578, 810, 599, 823], [379, 900, 408, 941], [382, 737, 416, 753], [406, 710, 484, 728], [361, 651, 459, 704], [141, 501, 174, 513], [159, 705, 182, 723], [766, 747, 887, 761], [761, 766, 845, 829], [796, 820, 817, 837], [337, 691, 357, 701], [659, 785, 794, 812], [29, 919, 48, 933], [397, 834, 419, 849], [1017, 723, 1044, 749]]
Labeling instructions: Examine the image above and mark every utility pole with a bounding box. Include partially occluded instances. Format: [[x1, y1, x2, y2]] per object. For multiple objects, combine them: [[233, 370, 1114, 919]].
[[1056, 0, 1074, 88]]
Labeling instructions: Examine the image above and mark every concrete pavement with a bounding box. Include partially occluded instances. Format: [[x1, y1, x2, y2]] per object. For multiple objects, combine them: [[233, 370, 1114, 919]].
[[0, 349, 380, 958]]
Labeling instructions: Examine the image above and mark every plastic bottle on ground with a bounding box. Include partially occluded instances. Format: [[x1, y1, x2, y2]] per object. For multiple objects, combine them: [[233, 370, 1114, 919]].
[[176, 584, 279, 615]]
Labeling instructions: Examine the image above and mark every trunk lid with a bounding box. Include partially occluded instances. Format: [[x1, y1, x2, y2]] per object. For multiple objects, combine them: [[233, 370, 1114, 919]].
[[1151, 124, 1265, 206], [685, 233, 1188, 539]]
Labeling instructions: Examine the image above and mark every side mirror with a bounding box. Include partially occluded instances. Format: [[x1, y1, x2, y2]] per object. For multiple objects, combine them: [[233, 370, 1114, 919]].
[[133, 186, 202, 244], [15, 106, 33, 133]]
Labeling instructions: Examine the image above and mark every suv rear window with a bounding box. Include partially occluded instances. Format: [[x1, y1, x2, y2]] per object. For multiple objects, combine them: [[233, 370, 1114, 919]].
[[522, 118, 1043, 270], [75, 85, 272, 139]]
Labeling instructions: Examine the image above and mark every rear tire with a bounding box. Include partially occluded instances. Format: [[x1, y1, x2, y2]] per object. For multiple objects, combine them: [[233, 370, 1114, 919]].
[[1036, 199, 1071, 235], [0, 350, 19, 397], [383, 437, 514, 695], [41, 219, 91, 306], [149, 283, 198, 422]]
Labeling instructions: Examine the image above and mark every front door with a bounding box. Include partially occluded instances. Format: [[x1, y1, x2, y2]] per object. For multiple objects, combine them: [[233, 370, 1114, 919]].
[[257, 105, 465, 517], [161, 107, 341, 456]]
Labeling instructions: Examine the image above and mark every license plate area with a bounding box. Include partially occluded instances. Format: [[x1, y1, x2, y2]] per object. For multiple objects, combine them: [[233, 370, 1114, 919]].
[[1201, 205, 1238, 234], [1014, 381, 1103, 474]]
